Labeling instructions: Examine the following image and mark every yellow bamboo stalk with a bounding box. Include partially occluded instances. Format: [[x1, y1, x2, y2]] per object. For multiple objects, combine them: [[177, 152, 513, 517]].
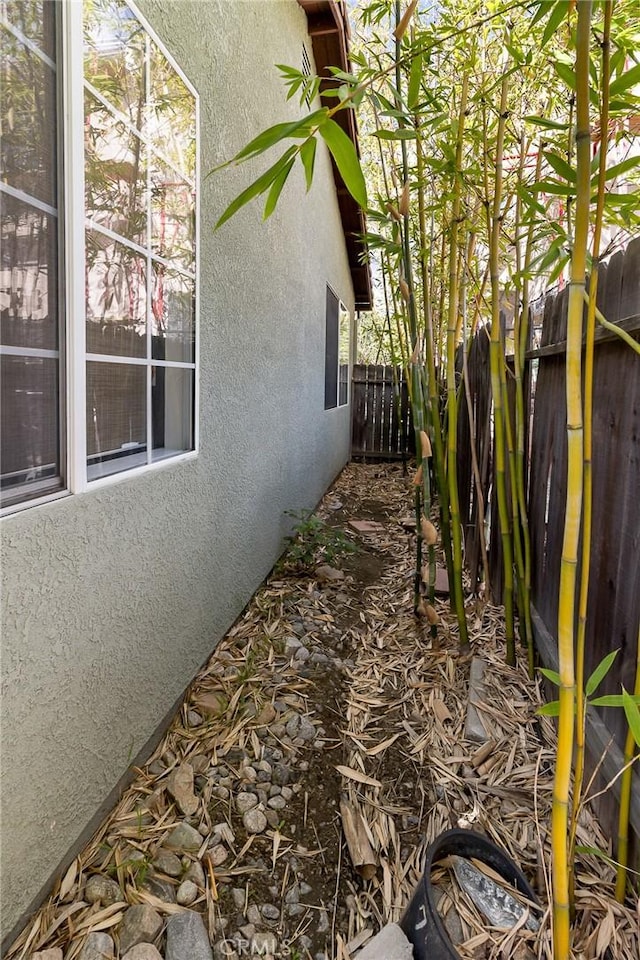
[[616, 626, 640, 901], [487, 54, 516, 665], [569, 0, 612, 909], [552, 4, 592, 956], [445, 72, 470, 651]]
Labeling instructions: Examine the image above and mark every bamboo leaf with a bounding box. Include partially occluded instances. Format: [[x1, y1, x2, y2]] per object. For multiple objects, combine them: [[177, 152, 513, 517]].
[[408, 53, 423, 109], [263, 156, 295, 219], [585, 649, 618, 696], [216, 147, 297, 229], [372, 128, 418, 140], [553, 60, 577, 91], [300, 137, 317, 192], [600, 155, 640, 182], [622, 688, 640, 747], [539, 667, 561, 685], [530, 0, 554, 28], [609, 62, 640, 98], [319, 119, 368, 209], [532, 179, 574, 196], [542, 1, 569, 47], [523, 115, 569, 130], [335, 765, 382, 788], [233, 109, 328, 163], [590, 694, 640, 707], [537, 700, 561, 716], [544, 150, 577, 183]]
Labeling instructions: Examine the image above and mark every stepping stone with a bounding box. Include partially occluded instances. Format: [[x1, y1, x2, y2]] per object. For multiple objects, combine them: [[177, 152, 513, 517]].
[[464, 657, 490, 743]]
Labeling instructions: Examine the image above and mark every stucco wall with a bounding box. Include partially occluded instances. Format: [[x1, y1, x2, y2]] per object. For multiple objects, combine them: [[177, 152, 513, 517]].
[[0, 0, 355, 941]]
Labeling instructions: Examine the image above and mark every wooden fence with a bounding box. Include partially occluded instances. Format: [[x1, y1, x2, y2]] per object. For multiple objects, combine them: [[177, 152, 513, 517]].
[[351, 363, 414, 459], [456, 236, 640, 856]]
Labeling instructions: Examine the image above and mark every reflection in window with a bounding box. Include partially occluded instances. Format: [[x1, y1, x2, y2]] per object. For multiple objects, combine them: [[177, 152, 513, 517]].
[[150, 42, 196, 180], [83, 0, 146, 130], [151, 164, 194, 269], [83, 0, 197, 479], [85, 91, 147, 244], [86, 231, 146, 357], [1, 4, 62, 507], [1, 24, 58, 206], [338, 303, 351, 407]]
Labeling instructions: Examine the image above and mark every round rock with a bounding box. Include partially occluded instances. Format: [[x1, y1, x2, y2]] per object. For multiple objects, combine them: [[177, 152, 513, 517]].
[[176, 880, 198, 905], [242, 808, 268, 834], [236, 792, 258, 814], [85, 874, 123, 906]]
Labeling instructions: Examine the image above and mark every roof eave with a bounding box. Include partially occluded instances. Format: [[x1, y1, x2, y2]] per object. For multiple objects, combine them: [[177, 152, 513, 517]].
[[297, 0, 372, 310]]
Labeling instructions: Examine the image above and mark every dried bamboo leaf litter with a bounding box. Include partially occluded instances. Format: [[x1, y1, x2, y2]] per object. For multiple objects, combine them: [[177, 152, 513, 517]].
[[6, 464, 638, 960]]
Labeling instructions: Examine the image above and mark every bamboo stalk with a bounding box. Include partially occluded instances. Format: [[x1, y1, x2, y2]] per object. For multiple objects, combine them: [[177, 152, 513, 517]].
[[445, 72, 470, 651], [513, 137, 543, 678], [569, 0, 612, 910], [615, 626, 640, 901], [486, 54, 516, 665], [552, 4, 592, 956]]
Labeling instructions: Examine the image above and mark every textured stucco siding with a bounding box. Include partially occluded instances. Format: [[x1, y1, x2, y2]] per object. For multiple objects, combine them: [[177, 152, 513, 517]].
[[0, 0, 354, 941]]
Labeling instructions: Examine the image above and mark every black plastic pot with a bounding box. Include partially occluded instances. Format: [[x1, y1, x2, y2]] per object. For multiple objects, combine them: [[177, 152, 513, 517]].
[[400, 828, 539, 960]]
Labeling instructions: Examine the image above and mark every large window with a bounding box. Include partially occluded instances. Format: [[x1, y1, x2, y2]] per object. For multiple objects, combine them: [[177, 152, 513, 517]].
[[0, 0, 198, 510], [324, 285, 351, 410]]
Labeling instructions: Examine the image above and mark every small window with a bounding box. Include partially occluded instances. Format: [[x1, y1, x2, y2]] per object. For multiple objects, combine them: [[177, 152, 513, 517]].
[[324, 285, 350, 410]]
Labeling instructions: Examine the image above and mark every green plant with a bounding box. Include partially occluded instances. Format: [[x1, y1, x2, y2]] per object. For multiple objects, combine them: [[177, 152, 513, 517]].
[[277, 510, 358, 573]]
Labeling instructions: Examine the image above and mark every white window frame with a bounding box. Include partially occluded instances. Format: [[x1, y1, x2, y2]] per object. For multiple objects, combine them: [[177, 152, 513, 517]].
[[337, 298, 351, 407], [1, 0, 200, 516]]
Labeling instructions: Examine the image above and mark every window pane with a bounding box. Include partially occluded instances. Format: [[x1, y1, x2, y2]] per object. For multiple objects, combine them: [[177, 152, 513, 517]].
[[85, 92, 147, 245], [151, 266, 194, 362], [324, 286, 339, 410], [1, 0, 56, 61], [149, 42, 196, 181], [1, 354, 60, 504], [151, 163, 194, 270], [83, 0, 146, 129], [1, 26, 57, 206], [86, 360, 146, 479], [1, 195, 58, 350], [338, 304, 350, 406], [86, 230, 146, 357], [152, 366, 193, 460]]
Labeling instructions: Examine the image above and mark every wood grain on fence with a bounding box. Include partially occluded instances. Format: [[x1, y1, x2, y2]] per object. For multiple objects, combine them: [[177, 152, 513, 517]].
[[456, 237, 640, 860]]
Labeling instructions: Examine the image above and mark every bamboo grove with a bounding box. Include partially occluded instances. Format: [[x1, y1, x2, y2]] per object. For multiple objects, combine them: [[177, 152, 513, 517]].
[[215, 0, 640, 954]]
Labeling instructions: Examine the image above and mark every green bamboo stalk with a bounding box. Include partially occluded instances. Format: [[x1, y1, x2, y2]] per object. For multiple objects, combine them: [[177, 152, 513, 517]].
[[513, 137, 543, 677], [486, 55, 516, 665], [616, 626, 640, 901], [569, 0, 612, 909], [552, 4, 592, 956], [445, 72, 470, 652]]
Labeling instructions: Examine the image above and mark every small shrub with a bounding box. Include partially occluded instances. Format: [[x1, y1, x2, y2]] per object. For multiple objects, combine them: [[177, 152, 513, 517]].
[[278, 510, 357, 574]]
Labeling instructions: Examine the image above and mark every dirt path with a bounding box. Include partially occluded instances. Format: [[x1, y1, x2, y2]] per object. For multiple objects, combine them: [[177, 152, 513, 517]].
[[11, 465, 639, 960]]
